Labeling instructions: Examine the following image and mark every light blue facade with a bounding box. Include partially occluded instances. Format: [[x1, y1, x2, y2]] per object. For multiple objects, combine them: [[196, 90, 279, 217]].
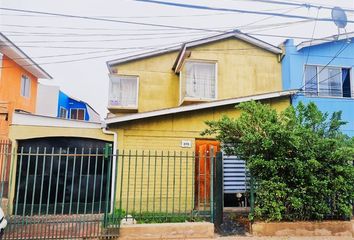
[[57, 91, 90, 121], [282, 38, 354, 136]]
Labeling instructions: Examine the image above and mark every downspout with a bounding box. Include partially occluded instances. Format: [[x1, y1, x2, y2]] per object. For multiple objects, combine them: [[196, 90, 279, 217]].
[[101, 123, 118, 213]]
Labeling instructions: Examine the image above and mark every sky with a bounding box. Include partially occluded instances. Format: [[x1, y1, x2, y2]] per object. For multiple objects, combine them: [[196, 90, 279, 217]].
[[1, 0, 354, 118]]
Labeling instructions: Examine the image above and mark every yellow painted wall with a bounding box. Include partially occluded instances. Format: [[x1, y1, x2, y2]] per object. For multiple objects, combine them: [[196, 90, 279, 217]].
[[111, 97, 290, 212], [112, 37, 282, 114], [8, 125, 113, 145]]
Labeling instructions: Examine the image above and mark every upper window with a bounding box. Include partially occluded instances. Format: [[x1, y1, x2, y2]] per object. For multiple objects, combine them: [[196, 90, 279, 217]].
[[70, 108, 85, 120], [59, 107, 67, 119], [180, 61, 217, 102], [20, 75, 30, 98], [109, 75, 138, 108], [304, 65, 351, 98]]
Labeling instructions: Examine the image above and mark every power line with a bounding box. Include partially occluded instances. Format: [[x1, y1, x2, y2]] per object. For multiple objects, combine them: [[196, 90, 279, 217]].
[[228, 0, 354, 12], [134, 0, 354, 23], [301, 7, 321, 84], [0, 7, 226, 33]]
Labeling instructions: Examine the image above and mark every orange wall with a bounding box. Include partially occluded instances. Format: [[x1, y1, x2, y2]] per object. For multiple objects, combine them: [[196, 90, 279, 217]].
[[0, 55, 38, 139]]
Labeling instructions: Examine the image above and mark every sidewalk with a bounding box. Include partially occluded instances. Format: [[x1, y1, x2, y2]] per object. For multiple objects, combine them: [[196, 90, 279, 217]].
[[215, 236, 353, 240]]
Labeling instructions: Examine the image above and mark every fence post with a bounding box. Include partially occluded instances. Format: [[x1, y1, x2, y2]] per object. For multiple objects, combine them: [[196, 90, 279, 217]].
[[250, 175, 255, 218], [209, 148, 214, 223], [214, 152, 223, 227]]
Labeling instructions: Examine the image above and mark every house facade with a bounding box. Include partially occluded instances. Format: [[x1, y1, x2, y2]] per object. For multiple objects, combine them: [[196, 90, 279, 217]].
[[0, 33, 52, 139], [282, 36, 354, 136], [36, 84, 101, 122], [105, 32, 294, 210]]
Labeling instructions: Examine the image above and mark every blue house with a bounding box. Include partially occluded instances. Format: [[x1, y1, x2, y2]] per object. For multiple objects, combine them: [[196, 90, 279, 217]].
[[36, 84, 100, 122], [57, 91, 100, 122], [282, 35, 354, 136]]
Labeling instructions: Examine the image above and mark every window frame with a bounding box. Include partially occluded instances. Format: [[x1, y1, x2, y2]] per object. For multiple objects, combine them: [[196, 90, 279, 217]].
[[303, 64, 353, 98], [179, 59, 218, 105], [70, 108, 86, 121], [20, 75, 31, 98], [108, 74, 139, 109], [59, 107, 68, 119]]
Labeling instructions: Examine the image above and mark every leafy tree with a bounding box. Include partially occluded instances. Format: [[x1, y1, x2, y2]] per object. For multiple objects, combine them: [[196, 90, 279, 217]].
[[202, 101, 354, 221]]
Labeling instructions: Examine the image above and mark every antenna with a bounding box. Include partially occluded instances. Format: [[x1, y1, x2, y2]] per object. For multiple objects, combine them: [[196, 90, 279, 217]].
[[331, 7, 348, 40]]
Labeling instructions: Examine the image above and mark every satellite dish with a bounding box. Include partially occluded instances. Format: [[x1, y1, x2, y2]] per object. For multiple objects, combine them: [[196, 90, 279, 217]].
[[331, 7, 348, 29]]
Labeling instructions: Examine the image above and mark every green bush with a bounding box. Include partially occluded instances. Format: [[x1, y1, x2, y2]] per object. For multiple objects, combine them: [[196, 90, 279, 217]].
[[203, 101, 354, 221]]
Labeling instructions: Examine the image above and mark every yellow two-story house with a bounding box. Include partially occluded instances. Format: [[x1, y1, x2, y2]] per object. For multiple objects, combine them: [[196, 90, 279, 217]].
[[105, 31, 294, 211]]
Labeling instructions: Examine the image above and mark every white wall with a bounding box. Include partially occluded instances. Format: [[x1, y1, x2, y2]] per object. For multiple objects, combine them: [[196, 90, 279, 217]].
[[36, 84, 59, 117]]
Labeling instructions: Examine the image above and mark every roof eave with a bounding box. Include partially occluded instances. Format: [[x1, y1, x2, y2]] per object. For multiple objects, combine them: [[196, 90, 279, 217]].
[[0, 33, 52, 79], [105, 90, 298, 125]]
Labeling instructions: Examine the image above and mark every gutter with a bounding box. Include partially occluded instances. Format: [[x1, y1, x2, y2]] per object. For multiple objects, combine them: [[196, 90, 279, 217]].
[[101, 123, 118, 213]]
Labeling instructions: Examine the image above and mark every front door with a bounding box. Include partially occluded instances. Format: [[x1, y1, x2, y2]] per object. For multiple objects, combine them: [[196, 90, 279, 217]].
[[195, 139, 220, 208]]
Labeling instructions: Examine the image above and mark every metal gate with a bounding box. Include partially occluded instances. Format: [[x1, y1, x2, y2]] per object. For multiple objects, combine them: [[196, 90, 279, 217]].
[[0, 143, 120, 239], [0, 143, 222, 239]]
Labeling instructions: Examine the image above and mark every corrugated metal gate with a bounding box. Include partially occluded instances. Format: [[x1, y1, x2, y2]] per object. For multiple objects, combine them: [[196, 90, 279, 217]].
[[223, 156, 248, 194]]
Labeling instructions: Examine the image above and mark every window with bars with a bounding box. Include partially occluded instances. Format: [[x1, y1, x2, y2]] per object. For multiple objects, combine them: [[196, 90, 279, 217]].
[[180, 61, 217, 101], [20, 75, 31, 98], [304, 65, 351, 98], [109, 75, 138, 108]]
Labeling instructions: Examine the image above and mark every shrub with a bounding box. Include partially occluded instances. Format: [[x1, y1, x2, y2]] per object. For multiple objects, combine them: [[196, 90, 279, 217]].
[[202, 101, 354, 221]]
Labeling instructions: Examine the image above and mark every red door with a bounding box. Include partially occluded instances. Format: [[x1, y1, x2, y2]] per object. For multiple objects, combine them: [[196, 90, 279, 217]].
[[195, 140, 220, 208]]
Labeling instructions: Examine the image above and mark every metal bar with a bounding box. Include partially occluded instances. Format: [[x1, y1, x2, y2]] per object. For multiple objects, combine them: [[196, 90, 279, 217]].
[[126, 150, 132, 218], [204, 151, 207, 212], [98, 151, 105, 214], [185, 152, 188, 218], [104, 154, 112, 227], [14, 147, 23, 240], [118, 150, 125, 224], [139, 150, 144, 216], [191, 152, 195, 217], [159, 151, 163, 214], [210, 148, 214, 223], [179, 151, 182, 214], [54, 148, 62, 215], [46, 148, 55, 215], [84, 148, 91, 214], [69, 148, 77, 215], [38, 147, 47, 216], [61, 147, 70, 215], [30, 147, 40, 216], [152, 150, 157, 217], [146, 150, 151, 212], [22, 147, 32, 216], [112, 149, 118, 225], [172, 151, 176, 215], [166, 151, 170, 216], [76, 148, 84, 214], [132, 150, 138, 216], [91, 148, 99, 214], [0, 144, 8, 206]]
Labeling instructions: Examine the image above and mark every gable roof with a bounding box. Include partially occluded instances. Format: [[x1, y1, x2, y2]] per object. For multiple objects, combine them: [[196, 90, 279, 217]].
[[105, 90, 296, 125], [106, 30, 281, 69], [297, 32, 354, 51], [0, 33, 52, 79]]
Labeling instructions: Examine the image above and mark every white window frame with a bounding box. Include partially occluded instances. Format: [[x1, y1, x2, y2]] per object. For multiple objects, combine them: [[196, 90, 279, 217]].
[[303, 64, 352, 98], [179, 59, 218, 105], [108, 74, 139, 108], [59, 107, 68, 119], [20, 75, 31, 98], [70, 108, 86, 120]]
